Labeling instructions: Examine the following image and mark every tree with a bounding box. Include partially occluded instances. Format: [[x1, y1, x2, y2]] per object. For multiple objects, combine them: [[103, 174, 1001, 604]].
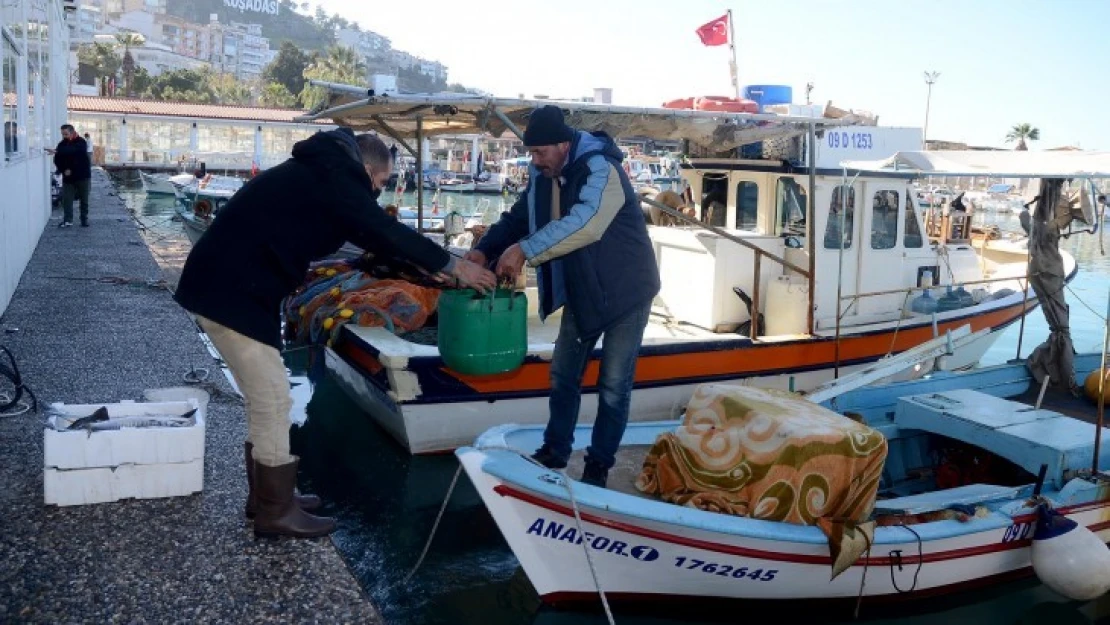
[[260, 82, 299, 108], [262, 41, 311, 101], [76, 43, 121, 86], [131, 66, 153, 97], [208, 72, 253, 105], [1005, 123, 1040, 151], [143, 67, 213, 102], [300, 45, 366, 110], [115, 32, 146, 96]]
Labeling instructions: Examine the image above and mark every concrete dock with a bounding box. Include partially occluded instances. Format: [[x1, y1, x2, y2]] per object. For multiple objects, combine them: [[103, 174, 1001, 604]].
[[0, 170, 382, 623]]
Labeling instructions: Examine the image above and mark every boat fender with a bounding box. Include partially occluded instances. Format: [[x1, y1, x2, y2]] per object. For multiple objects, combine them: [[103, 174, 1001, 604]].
[[194, 199, 213, 219], [1083, 368, 1110, 403], [1030, 503, 1110, 601], [214, 198, 229, 211]]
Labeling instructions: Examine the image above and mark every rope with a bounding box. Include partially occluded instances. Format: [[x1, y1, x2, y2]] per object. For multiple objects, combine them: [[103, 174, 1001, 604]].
[[0, 346, 38, 415], [853, 539, 874, 619], [888, 523, 923, 593], [884, 291, 914, 358], [405, 446, 617, 625], [403, 464, 462, 585]]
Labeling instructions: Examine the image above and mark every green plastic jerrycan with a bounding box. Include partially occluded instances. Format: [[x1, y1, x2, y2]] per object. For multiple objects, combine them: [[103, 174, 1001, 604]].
[[437, 288, 527, 376]]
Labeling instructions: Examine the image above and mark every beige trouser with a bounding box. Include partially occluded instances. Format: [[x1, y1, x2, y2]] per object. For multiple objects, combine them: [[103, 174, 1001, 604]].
[[196, 315, 293, 467]]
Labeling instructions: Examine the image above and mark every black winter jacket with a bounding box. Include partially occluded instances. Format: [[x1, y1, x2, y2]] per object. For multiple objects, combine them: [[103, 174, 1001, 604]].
[[174, 128, 452, 348], [53, 136, 91, 182]]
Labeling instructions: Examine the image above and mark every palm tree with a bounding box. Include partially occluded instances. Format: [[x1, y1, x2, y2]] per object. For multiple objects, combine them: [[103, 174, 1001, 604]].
[[300, 46, 367, 110], [1005, 123, 1040, 151], [114, 32, 146, 97]]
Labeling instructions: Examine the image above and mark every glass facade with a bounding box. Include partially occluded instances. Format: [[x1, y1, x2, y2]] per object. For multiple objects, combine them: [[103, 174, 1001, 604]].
[[68, 112, 330, 169], [2, 0, 67, 165]]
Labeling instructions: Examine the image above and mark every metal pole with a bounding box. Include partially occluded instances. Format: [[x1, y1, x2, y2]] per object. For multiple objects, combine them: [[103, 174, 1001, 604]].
[[834, 179, 847, 379], [1094, 288, 1110, 474], [1015, 257, 1032, 360], [922, 71, 939, 150], [807, 122, 817, 334], [727, 9, 741, 101], [416, 116, 424, 234], [751, 253, 761, 340]]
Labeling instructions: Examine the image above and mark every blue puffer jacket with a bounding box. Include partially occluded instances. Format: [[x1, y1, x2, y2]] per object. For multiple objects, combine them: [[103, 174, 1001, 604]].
[[476, 131, 660, 339]]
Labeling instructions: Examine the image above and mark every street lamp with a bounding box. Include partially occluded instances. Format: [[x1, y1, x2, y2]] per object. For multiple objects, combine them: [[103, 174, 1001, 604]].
[[923, 71, 940, 150]]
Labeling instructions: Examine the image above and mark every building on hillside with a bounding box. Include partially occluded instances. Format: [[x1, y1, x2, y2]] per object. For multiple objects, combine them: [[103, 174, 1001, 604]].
[[417, 59, 446, 82], [390, 49, 415, 71], [1, 0, 71, 316], [73, 2, 104, 43], [101, 0, 166, 18], [335, 27, 390, 61], [111, 9, 159, 41], [129, 41, 209, 76], [229, 21, 272, 79]]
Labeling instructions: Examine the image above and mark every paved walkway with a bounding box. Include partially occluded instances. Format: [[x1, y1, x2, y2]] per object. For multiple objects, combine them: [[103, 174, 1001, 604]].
[[0, 170, 382, 624]]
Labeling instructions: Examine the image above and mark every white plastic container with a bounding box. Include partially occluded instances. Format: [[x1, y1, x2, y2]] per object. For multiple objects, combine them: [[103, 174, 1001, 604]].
[[764, 276, 809, 336], [43, 398, 205, 506]]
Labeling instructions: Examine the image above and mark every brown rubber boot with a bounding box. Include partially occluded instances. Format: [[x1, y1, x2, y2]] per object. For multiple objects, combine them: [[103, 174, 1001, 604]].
[[252, 457, 337, 539], [245, 442, 321, 519]]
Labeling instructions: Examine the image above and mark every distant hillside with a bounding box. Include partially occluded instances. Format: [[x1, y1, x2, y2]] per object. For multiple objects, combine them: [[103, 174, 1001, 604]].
[[167, 0, 334, 52]]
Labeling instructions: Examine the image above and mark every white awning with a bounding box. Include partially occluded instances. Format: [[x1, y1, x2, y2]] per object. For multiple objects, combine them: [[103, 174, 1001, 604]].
[[841, 150, 1110, 178], [296, 81, 855, 152]]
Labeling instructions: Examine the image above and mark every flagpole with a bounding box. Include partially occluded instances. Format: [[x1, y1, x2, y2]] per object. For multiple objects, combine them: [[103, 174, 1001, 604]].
[[727, 9, 740, 101]]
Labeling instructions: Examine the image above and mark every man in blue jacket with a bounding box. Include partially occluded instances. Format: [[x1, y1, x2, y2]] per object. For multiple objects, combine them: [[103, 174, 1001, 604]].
[[465, 106, 660, 487]]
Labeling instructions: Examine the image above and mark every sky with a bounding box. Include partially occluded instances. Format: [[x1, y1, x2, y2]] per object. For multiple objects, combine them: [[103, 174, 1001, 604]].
[[310, 0, 1110, 150]]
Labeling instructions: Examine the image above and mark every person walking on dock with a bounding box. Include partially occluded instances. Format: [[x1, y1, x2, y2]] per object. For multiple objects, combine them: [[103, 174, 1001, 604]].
[[174, 129, 495, 539], [49, 124, 91, 227], [464, 106, 660, 488]]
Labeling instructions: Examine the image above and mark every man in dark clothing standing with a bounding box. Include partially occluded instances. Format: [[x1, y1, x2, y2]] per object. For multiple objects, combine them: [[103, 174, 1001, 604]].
[[50, 124, 92, 228], [464, 106, 660, 488], [175, 129, 495, 539]]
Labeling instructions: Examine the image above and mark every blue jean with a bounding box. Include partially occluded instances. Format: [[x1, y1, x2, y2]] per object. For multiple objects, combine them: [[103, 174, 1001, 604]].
[[543, 300, 652, 469]]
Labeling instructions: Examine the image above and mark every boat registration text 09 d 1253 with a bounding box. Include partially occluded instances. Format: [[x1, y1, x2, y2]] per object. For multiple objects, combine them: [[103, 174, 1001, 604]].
[[828, 131, 873, 150], [526, 517, 779, 582]]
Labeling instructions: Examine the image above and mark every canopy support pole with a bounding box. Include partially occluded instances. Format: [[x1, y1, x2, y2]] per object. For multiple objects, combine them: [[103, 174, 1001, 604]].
[[492, 106, 525, 141], [416, 116, 424, 234], [807, 123, 816, 335], [371, 115, 417, 157]]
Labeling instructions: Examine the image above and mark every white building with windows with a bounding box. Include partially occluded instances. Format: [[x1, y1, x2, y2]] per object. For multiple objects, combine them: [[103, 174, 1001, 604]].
[[335, 27, 390, 60], [1, 0, 71, 315]]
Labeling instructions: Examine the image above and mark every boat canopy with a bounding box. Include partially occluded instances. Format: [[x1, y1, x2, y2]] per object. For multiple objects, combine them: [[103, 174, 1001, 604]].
[[842, 150, 1110, 179], [297, 81, 854, 152]]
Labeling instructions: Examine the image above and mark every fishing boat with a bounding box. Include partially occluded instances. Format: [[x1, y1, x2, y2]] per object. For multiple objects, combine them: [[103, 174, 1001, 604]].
[[293, 91, 1103, 455], [456, 351, 1110, 605], [140, 171, 195, 195]]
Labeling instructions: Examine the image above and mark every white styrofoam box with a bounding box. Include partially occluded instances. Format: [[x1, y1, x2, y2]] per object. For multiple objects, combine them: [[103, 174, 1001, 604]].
[[44, 460, 203, 506], [44, 399, 205, 470]]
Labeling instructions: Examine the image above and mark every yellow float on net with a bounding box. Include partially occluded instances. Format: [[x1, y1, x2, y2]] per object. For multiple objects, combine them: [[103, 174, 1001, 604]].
[[326, 269, 338, 277], [339, 309, 354, 319], [330, 287, 341, 297], [323, 317, 334, 330], [299, 306, 306, 316]]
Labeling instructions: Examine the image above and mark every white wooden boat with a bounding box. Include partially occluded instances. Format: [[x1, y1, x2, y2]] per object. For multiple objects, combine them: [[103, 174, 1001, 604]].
[[140, 171, 194, 195], [295, 92, 1103, 455], [458, 353, 1110, 605]]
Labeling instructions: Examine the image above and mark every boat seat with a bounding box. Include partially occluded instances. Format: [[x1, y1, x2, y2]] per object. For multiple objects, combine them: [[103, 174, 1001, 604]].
[[873, 483, 1024, 516], [894, 389, 1110, 490]]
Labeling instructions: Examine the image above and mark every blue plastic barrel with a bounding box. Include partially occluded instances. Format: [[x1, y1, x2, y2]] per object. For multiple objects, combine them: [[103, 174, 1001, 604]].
[[743, 85, 793, 111]]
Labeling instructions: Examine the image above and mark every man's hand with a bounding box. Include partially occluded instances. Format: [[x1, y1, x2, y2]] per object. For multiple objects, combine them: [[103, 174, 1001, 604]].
[[495, 243, 526, 282], [462, 249, 487, 266], [448, 258, 497, 293]]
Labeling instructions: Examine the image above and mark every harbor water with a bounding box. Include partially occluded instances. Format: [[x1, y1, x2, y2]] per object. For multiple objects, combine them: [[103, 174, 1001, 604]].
[[117, 178, 1110, 624]]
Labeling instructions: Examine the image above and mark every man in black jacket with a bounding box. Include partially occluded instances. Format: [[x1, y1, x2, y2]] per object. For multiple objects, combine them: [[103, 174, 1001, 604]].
[[49, 124, 92, 228], [175, 129, 495, 539]]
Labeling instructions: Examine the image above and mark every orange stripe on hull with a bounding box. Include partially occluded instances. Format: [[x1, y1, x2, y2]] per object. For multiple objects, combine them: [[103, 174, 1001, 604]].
[[449, 302, 1026, 394]]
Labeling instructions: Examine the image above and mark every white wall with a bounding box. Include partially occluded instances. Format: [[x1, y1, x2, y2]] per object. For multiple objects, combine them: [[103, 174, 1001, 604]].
[[0, 155, 50, 315]]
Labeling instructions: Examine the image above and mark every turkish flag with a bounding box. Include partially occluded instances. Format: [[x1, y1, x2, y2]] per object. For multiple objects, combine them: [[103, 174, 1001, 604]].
[[695, 14, 729, 46]]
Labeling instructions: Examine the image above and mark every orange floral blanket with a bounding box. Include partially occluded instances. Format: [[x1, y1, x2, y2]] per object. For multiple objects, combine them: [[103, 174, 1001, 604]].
[[635, 384, 887, 525]]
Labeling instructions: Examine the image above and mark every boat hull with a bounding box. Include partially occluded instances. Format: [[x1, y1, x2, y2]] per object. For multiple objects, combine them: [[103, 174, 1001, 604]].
[[140, 172, 177, 195], [326, 306, 1011, 454], [456, 412, 1110, 604]]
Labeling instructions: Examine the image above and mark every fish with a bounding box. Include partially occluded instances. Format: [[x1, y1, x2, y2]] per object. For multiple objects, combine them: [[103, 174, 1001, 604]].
[[65, 406, 109, 430]]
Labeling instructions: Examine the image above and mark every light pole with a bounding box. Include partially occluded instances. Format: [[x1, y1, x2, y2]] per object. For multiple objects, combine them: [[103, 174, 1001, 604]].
[[922, 71, 940, 150]]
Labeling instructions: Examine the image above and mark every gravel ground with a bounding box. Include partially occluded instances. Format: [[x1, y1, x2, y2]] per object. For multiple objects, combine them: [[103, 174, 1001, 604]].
[[0, 169, 382, 624]]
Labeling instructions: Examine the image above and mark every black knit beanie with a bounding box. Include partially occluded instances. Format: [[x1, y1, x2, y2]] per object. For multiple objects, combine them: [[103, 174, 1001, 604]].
[[523, 105, 575, 147]]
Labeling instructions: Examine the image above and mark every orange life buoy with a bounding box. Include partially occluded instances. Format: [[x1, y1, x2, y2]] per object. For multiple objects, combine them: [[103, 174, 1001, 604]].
[[194, 199, 213, 219]]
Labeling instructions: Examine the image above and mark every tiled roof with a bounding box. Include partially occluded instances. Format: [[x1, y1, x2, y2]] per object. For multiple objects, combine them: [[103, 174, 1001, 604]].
[[66, 96, 331, 124]]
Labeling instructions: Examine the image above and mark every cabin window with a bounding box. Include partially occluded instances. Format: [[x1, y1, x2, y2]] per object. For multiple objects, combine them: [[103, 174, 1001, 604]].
[[823, 185, 856, 249], [870, 190, 900, 250], [904, 191, 924, 248], [700, 174, 728, 227], [735, 181, 759, 230], [775, 177, 807, 236]]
